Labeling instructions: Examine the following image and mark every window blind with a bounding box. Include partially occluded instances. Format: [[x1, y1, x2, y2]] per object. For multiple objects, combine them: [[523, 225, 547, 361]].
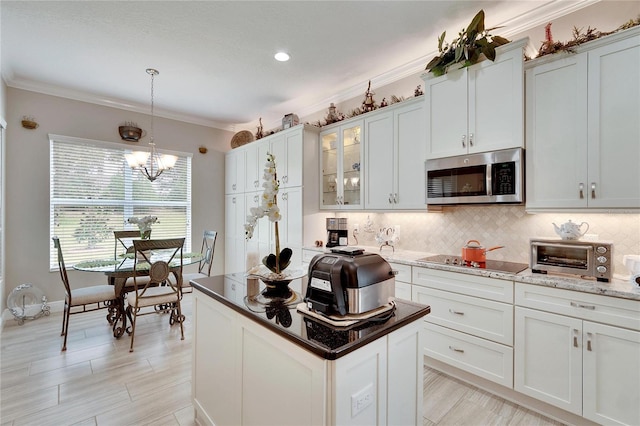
[[50, 135, 192, 268]]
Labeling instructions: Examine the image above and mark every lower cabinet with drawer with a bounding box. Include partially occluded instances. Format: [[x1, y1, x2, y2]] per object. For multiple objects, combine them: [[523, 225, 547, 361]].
[[514, 283, 640, 426], [389, 262, 412, 301], [412, 267, 515, 387]]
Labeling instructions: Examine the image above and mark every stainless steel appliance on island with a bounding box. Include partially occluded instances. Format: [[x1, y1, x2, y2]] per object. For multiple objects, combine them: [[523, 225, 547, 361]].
[[305, 248, 395, 316]]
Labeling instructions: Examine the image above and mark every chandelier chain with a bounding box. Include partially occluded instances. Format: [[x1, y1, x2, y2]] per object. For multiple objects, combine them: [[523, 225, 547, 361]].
[[125, 68, 176, 182]]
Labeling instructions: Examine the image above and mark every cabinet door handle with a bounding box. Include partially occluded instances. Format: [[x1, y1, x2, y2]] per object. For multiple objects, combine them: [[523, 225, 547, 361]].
[[448, 345, 464, 353], [461, 134, 466, 148], [586, 332, 593, 351], [469, 133, 474, 147], [394, 193, 398, 203], [232, 197, 236, 204], [232, 183, 236, 191], [389, 193, 393, 204], [254, 195, 259, 202], [570, 301, 596, 310], [579, 183, 584, 199], [448, 309, 464, 315], [591, 182, 596, 199], [282, 192, 288, 201], [573, 328, 579, 347], [283, 175, 288, 184], [254, 180, 259, 188]]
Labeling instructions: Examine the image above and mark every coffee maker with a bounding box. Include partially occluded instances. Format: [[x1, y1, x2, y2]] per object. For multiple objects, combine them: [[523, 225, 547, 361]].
[[326, 218, 348, 247]]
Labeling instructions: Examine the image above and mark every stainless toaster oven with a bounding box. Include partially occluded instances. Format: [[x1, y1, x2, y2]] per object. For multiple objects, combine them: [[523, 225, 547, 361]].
[[530, 239, 613, 282]]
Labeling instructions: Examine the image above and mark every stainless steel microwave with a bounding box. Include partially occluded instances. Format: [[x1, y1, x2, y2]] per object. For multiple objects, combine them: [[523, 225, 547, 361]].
[[425, 148, 524, 205]]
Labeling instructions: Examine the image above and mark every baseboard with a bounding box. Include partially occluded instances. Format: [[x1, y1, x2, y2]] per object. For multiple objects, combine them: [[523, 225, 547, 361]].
[[1, 300, 64, 329], [424, 356, 599, 426]]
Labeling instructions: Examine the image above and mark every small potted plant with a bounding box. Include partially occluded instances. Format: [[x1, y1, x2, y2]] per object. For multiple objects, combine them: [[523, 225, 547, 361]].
[[425, 10, 510, 77]]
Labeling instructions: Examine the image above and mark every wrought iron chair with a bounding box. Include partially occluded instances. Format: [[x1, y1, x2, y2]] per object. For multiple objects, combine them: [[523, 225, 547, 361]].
[[52, 236, 117, 351], [114, 230, 152, 291], [182, 230, 217, 293], [126, 238, 185, 352], [114, 229, 154, 260]]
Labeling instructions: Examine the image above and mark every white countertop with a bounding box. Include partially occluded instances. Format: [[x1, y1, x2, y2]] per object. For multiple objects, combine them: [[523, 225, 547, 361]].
[[303, 245, 640, 302]]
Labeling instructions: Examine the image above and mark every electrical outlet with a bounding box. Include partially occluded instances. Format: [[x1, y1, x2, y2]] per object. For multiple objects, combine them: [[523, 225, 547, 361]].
[[351, 383, 374, 417]]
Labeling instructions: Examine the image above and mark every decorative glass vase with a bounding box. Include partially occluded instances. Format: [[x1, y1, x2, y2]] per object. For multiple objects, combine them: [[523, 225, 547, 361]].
[[246, 266, 306, 300]]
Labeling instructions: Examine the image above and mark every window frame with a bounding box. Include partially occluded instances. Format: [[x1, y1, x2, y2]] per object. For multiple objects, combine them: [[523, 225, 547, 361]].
[[49, 134, 192, 270]]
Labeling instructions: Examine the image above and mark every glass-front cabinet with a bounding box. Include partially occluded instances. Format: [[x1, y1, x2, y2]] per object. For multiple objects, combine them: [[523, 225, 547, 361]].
[[320, 121, 363, 209]]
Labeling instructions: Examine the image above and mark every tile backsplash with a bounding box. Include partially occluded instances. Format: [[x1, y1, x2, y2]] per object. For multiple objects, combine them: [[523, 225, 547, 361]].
[[336, 206, 640, 278]]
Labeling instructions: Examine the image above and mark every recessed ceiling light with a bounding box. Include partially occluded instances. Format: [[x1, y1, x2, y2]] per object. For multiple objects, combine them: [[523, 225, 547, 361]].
[[274, 52, 290, 62]]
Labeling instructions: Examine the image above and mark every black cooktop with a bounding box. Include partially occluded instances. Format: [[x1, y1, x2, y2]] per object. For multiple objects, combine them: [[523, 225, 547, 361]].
[[418, 254, 529, 274]]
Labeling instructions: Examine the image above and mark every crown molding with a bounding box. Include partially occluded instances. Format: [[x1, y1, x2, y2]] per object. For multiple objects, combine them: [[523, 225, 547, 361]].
[[6, 0, 600, 132], [5, 76, 237, 132], [293, 0, 601, 124]]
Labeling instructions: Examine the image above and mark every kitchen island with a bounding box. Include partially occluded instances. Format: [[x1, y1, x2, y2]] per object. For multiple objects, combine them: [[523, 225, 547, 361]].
[[190, 274, 430, 426]]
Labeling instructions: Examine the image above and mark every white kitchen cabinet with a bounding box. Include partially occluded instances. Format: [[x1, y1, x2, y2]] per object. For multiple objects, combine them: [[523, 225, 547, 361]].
[[224, 194, 246, 273], [526, 27, 640, 210], [412, 267, 514, 387], [525, 54, 588, 209], [192, 286, 424, 426], [320, 121, 363, 209], [365, 98, 426, 210], [244, 191, 269, 262], [514, 282, 640, 425], [273, 186, 303, 267], [388, 262, 412, 301], [422, 39, 526, 159], [586, 32, 640, 208], [582, 321, 640, 426], [225, 125, 319, 274], [244, 139, 270, 192], [225, 149, 245, 194], [269, 127, 305, 188], [514, 307, 583, 414]]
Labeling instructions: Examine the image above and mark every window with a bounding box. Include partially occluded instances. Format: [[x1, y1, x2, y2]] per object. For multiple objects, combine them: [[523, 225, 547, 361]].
[[50, 134, 192, 268]]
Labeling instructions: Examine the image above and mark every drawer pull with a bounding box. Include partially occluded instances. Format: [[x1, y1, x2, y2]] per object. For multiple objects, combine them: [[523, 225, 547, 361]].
[[570, 301, 596, 310], [448, 309, 465, 316], [448, 345, 464, 353]]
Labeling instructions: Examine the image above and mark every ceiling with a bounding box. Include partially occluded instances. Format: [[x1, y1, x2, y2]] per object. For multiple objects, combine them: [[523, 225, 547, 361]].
[[0, 1, 611, 131]]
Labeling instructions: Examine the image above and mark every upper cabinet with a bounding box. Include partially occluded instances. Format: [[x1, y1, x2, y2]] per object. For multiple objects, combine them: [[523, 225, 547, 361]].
[[244, 139, 270, 192], [365, 98, 426, 209], [224, 124, 319, 273], [225, 149, 245, 194], [269, 127, 305, 188], [526, 27, 640, 210], [422, 39, 526, 159], [320, 121, 363, 209]]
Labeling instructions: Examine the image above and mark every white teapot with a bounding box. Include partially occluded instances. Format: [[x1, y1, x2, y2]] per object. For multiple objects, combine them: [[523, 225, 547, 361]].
[[552, 220, 589, 240]]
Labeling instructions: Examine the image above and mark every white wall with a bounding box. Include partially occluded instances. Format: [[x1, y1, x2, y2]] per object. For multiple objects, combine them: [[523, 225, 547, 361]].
[[3, 87, 232, 309]]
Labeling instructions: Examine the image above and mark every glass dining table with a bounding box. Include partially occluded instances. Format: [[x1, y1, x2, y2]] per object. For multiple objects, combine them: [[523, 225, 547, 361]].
[[73, 251, 203, 338]]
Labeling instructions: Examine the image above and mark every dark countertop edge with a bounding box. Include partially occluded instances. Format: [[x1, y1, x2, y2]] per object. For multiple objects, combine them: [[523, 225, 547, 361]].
[[190, 280, 430, 360]]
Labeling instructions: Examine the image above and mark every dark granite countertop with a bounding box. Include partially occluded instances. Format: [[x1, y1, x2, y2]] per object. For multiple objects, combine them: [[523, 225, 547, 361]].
[[190, 275, 430, 360]]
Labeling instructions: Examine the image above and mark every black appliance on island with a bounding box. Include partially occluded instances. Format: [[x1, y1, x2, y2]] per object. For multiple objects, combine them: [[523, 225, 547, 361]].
[[304, 247, 395, 317]]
